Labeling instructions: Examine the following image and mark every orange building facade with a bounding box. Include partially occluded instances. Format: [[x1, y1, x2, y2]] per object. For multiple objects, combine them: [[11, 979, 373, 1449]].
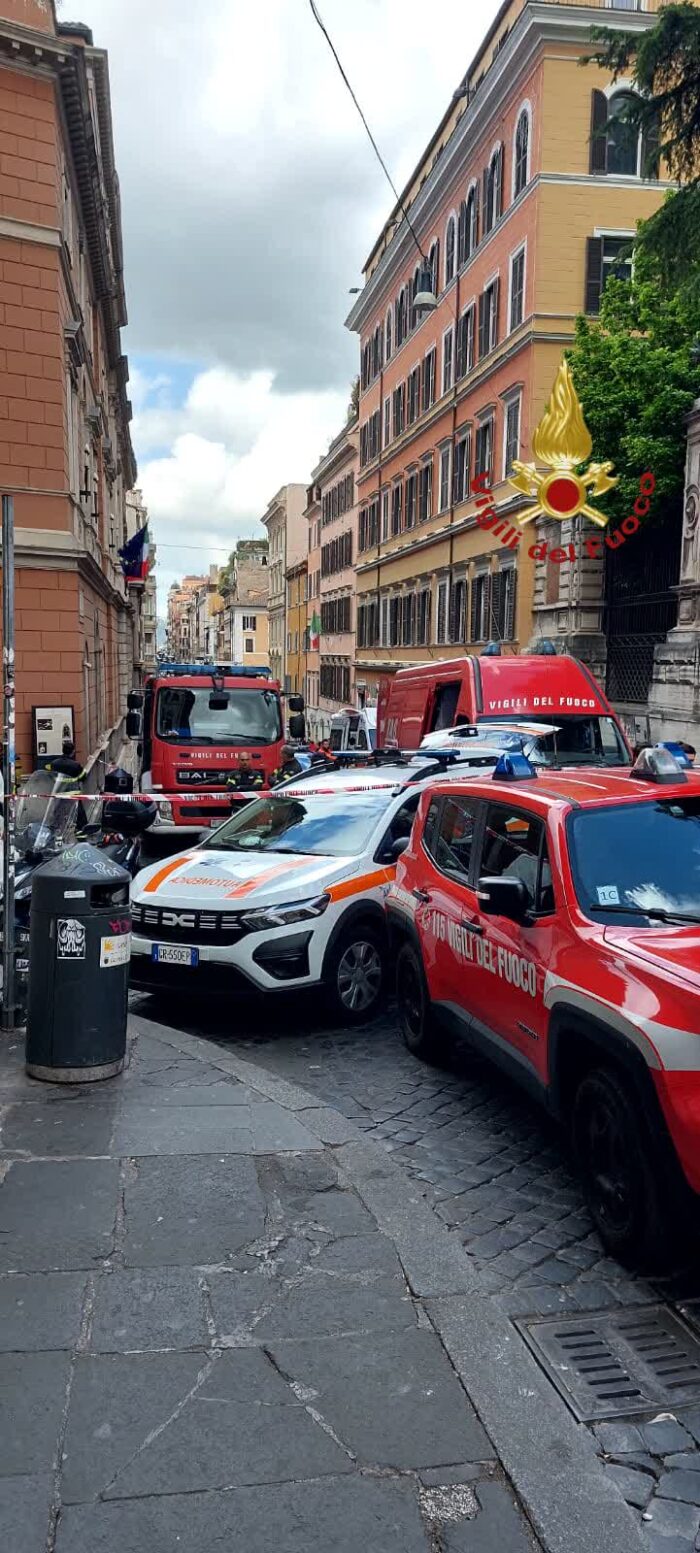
[[0, 0, 137, 772], [347, 0, 670, 701]]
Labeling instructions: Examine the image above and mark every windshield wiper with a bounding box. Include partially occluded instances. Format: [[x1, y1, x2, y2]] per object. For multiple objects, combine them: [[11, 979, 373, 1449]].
[[591, 903, 700, 924]]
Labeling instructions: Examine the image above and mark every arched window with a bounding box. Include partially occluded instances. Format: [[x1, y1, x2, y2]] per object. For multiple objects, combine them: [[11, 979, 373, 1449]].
[[457, 200, 467, 267], [514, 108, 530, 197], [410, 263, 421, 330], [429, 239, 440, 297], [445, 215, 456, 284], [385, 306, 393, 361], [484, 144, 503, 235], [395, 287, 407, 349], [465, 184, 478, 260], [372, 322, 383, 377], [606, 91, 640, 176]]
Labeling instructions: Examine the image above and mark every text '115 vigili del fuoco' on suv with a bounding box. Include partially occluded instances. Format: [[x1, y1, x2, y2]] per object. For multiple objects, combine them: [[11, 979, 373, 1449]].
[[387, 743, 700, 1270]]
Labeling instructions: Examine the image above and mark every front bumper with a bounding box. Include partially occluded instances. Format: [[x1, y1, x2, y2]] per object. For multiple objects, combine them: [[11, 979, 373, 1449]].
[[130, 926, 318, 995]]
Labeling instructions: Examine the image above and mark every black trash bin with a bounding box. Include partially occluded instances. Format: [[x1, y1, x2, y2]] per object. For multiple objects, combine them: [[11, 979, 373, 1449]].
[[25, 843, 132, 1083]]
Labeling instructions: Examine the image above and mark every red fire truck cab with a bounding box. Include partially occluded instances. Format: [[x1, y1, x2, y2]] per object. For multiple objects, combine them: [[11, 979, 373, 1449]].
[[140, 664, 285, 834], [376, 648, 632, 768]]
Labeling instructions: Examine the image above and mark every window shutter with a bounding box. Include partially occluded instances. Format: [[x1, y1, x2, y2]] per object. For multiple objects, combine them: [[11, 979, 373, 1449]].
[[478, 292, 487, 358], [458, 201, 467, 266], [590, 90, 608, 175], [642, 112, 660, 179], [585, 236, 604, 314], [482, 166, 489, 226], [470, 579, 478, 642], [448, 583, 457, 644], [473, 181, 480, 246], [496, 144, 504, 218], [491, 570, 503, 638], [505, 567, 516, 640], [492, 277, 500, 347]]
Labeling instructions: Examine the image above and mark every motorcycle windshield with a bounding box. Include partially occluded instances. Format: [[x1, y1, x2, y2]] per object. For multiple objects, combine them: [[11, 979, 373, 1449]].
[[15, 773, 98, 859]]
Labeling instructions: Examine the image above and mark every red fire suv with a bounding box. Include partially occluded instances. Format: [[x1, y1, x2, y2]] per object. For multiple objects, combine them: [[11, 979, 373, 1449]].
[[387, 745, 700, 1268]]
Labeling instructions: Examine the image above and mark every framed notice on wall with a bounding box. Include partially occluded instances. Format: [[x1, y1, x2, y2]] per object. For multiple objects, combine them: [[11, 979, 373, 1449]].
[[32, 706, 75, 770]]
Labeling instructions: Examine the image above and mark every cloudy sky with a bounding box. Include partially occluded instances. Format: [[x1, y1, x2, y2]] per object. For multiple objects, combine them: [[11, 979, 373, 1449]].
[[75, 0, 502, 612]]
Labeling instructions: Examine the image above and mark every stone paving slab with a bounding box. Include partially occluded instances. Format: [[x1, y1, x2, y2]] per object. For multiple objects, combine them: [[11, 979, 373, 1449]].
[[0, 1018, 553, 1553]]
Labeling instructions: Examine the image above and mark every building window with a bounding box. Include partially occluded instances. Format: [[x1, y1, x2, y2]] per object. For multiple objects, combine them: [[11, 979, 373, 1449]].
[[503, 396, 521, 477], [417, 588, 431, 646], [381, 595, 389, 645], [590, 89, 657, 178], [321, 596, 352, 633], [483, 144, 503, 235], [359, 501, 379, 552], [439, 445, 451, 512], [405, 470, 418, 529], [391, 483, 403, 535], [456, 304, 476, 379], [320, 662, 351, 702], [389, 595, 401, 647], [445, 215, 456, 284], [470, 572, 491, 642], [422, 348, 436, 413], [450, 577, 468, 644], [393, 382, 405, 438], [491, 563, 517, 640], [385, 306, 393, 361], [436, 581, 449, 645], [475, 419, 494, 484], [410, 263, 422, 330], [395, 287, 408, 349], [384, 399, 391, 448], [513, 107, 530, 198], [453, 428, 471, 504], [321, 529, 353, 576], [402, 592, 416, 647], [372, 322, 383, 377], [585, 233, 634, 313], [465, 184, 478, 261], [478, 279, 500, 357], [429, 239, 440, 298], [509, 247, 525, 331], [381, 488, 390, 541], [242, 615, 257, 630], [442, 327, 454, 395], [408, 365, 421, 425], [419, 460, 432, 522]]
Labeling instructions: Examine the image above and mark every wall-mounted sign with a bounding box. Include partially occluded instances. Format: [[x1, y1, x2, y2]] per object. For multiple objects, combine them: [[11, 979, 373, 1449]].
[[32, 705, 75, 769]]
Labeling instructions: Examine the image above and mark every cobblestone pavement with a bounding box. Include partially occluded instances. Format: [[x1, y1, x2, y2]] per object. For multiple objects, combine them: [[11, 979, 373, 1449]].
[[135, 990, 700, 1550]]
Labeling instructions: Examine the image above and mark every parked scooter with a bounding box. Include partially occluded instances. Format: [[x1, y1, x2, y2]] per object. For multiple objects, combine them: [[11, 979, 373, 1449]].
[[2, 762, 155, 1019]]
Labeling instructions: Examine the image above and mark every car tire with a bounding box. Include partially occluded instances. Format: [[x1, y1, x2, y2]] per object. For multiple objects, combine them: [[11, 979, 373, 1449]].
[[326, 922, 386, 1025], [572, 1065, 676, 1270], [396, 942, 446, 1065]]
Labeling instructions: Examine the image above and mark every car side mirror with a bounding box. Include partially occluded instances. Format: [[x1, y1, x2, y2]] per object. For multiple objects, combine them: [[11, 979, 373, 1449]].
[[477, 875, 532, 923], [289, 694, 305, 713], [125, 711, 141, 739], [127, 691, 144, 710], [288, 712, 306, 740]]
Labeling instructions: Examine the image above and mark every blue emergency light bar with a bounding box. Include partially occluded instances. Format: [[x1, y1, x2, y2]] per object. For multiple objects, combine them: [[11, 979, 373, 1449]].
[[493, 751, 537, 781], [157, 663, 272, 680]]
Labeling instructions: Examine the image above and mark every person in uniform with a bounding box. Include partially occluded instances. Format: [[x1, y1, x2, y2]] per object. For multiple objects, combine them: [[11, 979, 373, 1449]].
[[227, 752, 265, 794], [270, 745, 303, 786]]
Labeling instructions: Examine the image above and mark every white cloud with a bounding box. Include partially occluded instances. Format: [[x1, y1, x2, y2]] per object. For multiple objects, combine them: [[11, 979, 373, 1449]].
[[73, 0, 503, 610], [135, 367, 347, 598]]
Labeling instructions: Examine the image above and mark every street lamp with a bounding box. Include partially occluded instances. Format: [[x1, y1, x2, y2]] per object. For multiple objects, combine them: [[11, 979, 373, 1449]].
[[413, 260, 438, 312]]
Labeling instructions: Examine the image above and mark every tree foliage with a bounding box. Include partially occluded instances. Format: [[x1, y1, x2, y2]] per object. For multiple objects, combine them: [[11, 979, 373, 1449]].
[[567, 263, 700, 531], [587, 3, 700, 297]]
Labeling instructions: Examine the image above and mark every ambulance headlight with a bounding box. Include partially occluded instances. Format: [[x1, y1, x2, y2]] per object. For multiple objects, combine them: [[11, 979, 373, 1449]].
[[242, 893, 331, 930]]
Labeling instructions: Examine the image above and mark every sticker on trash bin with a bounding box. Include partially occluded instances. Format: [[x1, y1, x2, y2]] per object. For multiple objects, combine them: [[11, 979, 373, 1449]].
[[57, 918, 86, 959], [100, 933, 131, 968]]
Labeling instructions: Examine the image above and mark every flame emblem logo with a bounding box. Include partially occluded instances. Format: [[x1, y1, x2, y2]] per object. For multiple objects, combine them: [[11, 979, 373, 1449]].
[[508, 360, 617, 529]]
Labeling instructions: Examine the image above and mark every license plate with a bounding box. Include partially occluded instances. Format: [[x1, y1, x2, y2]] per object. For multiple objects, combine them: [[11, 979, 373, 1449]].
[[151, 944, 199, 967]]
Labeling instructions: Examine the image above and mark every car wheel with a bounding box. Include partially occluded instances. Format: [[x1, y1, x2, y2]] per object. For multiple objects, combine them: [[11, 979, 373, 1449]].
[[572, 1066, 675, 1270], [327, 925, 385, 1024], [396, 942, 446, 1064]]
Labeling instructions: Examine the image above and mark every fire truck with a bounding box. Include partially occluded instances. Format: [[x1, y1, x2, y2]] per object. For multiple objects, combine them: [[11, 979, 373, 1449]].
[[136, 664, 292, 835]]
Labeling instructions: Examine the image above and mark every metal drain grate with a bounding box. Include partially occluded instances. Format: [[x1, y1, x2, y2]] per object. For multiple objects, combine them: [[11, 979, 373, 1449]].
[[517, 1307, 700, 1422]]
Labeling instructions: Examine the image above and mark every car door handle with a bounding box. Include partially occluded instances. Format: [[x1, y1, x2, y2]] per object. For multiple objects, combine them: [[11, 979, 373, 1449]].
[[461, 915, 484, 937], [412, 887, 431, 904]]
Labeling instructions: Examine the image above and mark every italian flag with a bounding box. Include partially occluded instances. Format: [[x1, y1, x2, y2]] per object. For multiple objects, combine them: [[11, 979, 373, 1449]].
[[309, 612, 320, 651]]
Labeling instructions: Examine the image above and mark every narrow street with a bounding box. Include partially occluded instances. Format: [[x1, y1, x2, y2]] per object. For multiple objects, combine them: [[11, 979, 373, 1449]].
[[133, 987, 700, 1549]]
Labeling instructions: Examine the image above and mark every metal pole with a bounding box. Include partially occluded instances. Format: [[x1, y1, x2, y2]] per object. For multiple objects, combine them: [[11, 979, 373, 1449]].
[[2, 494, 16, 1034]]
